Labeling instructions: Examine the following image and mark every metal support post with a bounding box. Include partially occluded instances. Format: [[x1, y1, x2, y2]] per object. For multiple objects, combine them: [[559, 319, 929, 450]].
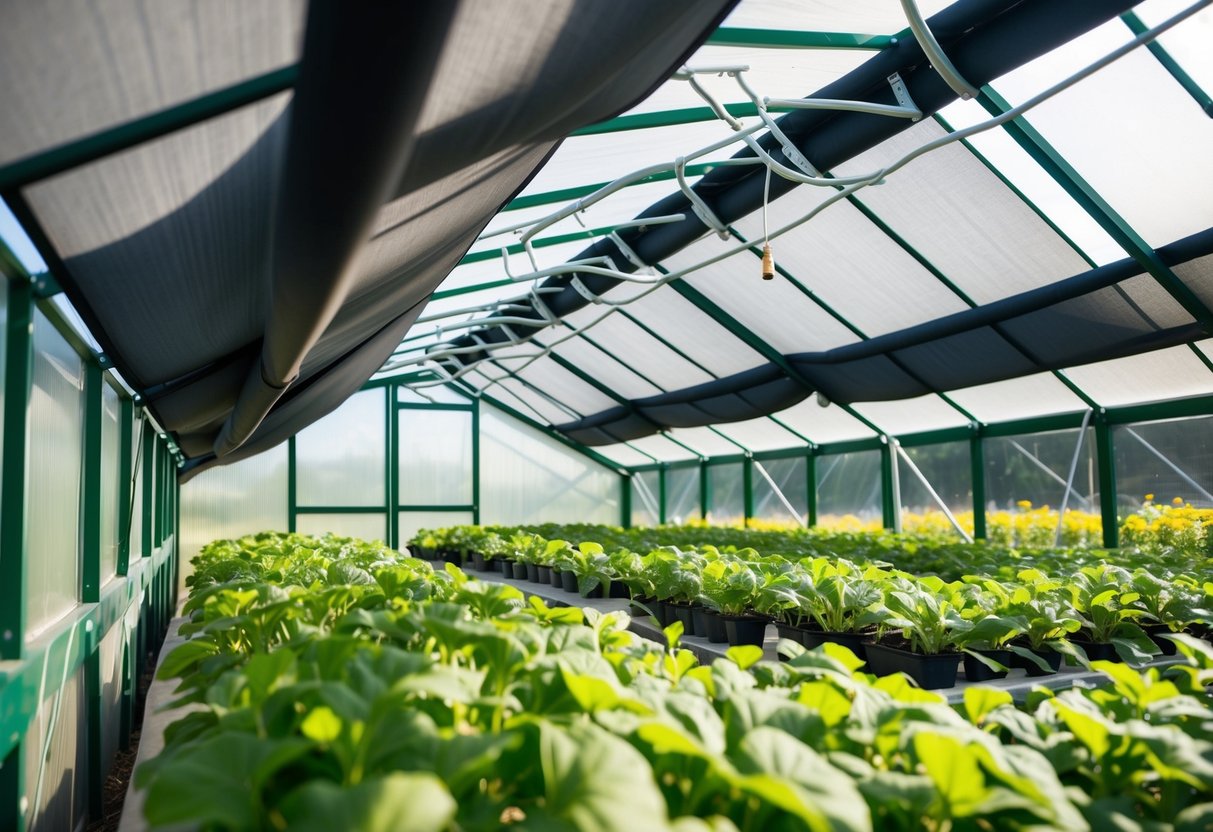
[[117, 397, 134, 575], [287, 436, 297, 533], [620, 472, 632, 528], [806, 452, 818, 528], [969, 432, 987, 540], [742, 457, 754, 528], [880, 438, 902, 532], [1095, 415, 1120, 549], [658, 466, 667, 525], [1054, 409, 1094, 546]]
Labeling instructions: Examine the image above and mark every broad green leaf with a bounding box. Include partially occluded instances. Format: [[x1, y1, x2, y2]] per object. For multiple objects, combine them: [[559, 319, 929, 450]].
[[963, 687, 1012, 725], [301, 705, 343, 743], [536, 721, 671, 832], [725, 644, 764, 670], [910, 731, 988, 819], [279, 772, 456, 832]]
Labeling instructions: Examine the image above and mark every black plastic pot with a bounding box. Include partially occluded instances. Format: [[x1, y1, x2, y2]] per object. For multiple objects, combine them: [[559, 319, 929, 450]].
[[525, 563, 540, 583], [864, 642, 961, 690], [775, 622, 807, 646], [630, 595, 656, 619], [1073, 640, 1120, 662], [608, 581, 630, 599], [669, 602, 697, 636], [1008, 645, 1063, 676], [803, 630, 869, 661], [470, 552, 488, 571], [654, 600, 678, 628], [561, 571, 578, 593], [1144, 624, 1179, 656], [512, 562, 528, 580], [581, 583, 605, 600], [537, 566, 551, 584], [962, 648, 1012, 681], [495, 559, 510, 574], [549, 567, 564, 588], [721, 614, 768, 647], [442, 549, 461, 566]]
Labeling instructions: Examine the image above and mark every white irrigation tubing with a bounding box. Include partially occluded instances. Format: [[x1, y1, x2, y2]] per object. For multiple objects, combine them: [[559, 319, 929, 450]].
[[394, 2, 1206, 384], [900, 0, 980, 100]]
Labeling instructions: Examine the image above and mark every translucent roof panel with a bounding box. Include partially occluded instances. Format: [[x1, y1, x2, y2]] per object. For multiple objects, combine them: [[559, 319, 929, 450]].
[[710, 416, 808, 452], [767, 398, 878, 445], [935, 100, 1124, 266], [630, 45, 871, 114], [0, 0, 304, 166], [946, 373, 1088, 424], [664, 426, 747, 457], [832, 119, 1092, 305], [545, 333, 664, 400], [851, 395, 971, 436], [624, 433, 702, 463], [504, 355, 620, 417], [560, 307, 718, 390], [1134, 1, 1213, 94], [662, 237, 862, 354], [719, 0, 953, 34], [991, 17, 1213, 247], [601, 284, 768, 377], [590, 442, 655, 468], [1060, 345, 1213, 407], [732, 190, 971, 336], [516, 120, 747, 197], [1174, 253, 1213, 311]]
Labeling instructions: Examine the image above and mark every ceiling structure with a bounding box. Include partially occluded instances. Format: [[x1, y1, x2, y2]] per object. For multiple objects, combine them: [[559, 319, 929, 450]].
[[0, 0, 736, 478], [382, 0, 1213, 468]]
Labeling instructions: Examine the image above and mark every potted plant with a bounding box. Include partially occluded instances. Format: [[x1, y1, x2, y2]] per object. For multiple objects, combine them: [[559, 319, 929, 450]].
[[699, 559, 764, 646], [1129, 570, 1212, 656], [799, 558, 884, 660], [1069, 565, 1160, 665], [866, 577, 972, 690]]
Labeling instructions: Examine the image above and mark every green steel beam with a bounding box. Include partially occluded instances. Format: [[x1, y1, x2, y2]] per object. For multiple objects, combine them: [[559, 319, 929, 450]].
[[387, 383, 398, 549], [294, 505, 390, 515], [707, 27, 891, 50], [1121, 11, 1213, 117], [141, 423, 154, 557], [502, 163, 717, 213], [471, 399, 481, 525], [970, 433, 987, 540], [82, 360, 103, 604], [396, 401, 474, 412], [573, 103, 761, 137], [1, 271, 33, 660], [879, 441, 897, 530], [743, 457, 754, 528], [978, 86, 1213, 333], [700, 459, 711, 519], [1107, 392, 1213, 425], [0, 65, 297, 191], [658, 466, 668, 525], [620, 472, 632, 528], [1095, 416, 1120, 548], [806, 451, 818, 527], [287, 436, 297, 533], [116, 396, 134, 575]]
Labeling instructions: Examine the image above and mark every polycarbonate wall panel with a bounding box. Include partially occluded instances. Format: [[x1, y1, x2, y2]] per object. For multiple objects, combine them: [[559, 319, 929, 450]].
[[179, 442, 288, 585], [666, 466, 702, 524], [27, 309, 83, 639], [753, 456, 808, 526], [296, 513, 387, 543], [129, 414, 143, 559], [100, 383, 120, 584], [947, 373, 1088, 425], [720, 0, 952, 33], [630, 470, 661, 527], [983, 428, 1099, 516], [817, 450, 881, 528], [706, 462, 745, 526], [479, 405, 619, 525], [295, 388, 385, 507], [400, 511, 475, 544], [1115, 415, 1213, 510], [898, 442, 973, 533], [23, 666, 88, 832], [398, 409, 473, 506], [98, 623, 124, 780]]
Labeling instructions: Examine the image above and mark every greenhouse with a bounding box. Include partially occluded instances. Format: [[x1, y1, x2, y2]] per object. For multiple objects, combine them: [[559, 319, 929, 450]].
[[2, 0, 1213, 830]]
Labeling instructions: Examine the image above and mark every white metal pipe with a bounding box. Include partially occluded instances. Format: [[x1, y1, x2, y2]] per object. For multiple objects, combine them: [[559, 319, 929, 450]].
[[754, 459, 808, 528], [764, 96, 922, 120], [895, 443, 972, 543], [900, 0, 980, 100], [1125, 426, 1213, 504], [1054, 409, 1094, 546]]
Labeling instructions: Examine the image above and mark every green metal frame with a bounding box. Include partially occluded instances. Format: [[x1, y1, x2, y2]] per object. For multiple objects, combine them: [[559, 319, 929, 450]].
[[0, 244, 179, 832]]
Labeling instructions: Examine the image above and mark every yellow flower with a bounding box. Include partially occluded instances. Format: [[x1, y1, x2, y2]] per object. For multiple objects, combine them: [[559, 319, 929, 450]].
[[1144, 493, 1154, 502], [1016, 500, 1032, 510], [1173, 496, 1184, 506]]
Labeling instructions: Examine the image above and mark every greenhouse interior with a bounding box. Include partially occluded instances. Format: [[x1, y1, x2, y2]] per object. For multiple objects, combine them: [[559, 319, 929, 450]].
[[2, 0, 1213, 830]]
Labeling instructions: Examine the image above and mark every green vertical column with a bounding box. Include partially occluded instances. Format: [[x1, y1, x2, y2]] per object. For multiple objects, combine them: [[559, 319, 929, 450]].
[[1, 275, 33, 832], [742, 456, 754, 529], [141, 420, 153, 558], [1, 277, 33, 659], [658, 466, 667, 525], [970, 431, 987, 541], [117, 397, 134, 575], [806, 451, 818, 528], [287, 436, 297, 533], [1095, 416, 1119, 549], [699, 461, 709, 521], [880, 440, 897, 531], [81, 360, 106, 820], [471, 399, 481, 526], [620, 473, 632, 528], [386, 385, 397, 548]]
